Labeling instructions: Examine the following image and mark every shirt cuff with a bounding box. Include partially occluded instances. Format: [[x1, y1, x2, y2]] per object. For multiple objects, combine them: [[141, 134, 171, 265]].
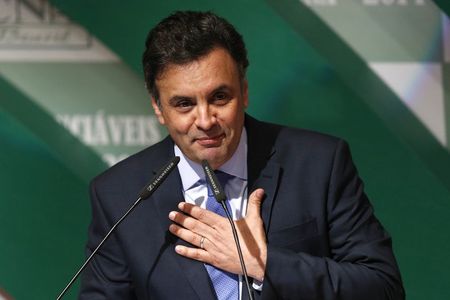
[[252, 278, 264, 291]]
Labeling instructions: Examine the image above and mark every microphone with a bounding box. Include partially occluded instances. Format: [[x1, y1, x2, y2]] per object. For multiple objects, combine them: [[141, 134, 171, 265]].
[[202, 160, 226, 202], [138, 156, 181, 199], [56, 156, 180, 300], [201, 160, 255, 300]]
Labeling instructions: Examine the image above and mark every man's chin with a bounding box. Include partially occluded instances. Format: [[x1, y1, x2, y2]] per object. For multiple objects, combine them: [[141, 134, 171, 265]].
[[195, 149, 228, 169]]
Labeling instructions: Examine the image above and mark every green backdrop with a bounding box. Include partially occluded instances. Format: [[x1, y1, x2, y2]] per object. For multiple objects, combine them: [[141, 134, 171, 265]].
[[1, 0, 450, 299]]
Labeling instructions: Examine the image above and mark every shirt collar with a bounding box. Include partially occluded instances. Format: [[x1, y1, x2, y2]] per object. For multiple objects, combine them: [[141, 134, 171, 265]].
[[175, 127, 248, 191]]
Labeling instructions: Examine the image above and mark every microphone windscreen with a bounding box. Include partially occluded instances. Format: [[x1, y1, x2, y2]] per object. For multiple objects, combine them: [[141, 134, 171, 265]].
[[201, 160, 226, 202]]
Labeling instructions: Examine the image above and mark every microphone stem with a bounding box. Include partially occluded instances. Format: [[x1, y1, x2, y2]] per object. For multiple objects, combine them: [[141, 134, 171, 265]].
[[56, 156, 179, 299], [56, 197, 142, 300], [221, 202, 255, 300]]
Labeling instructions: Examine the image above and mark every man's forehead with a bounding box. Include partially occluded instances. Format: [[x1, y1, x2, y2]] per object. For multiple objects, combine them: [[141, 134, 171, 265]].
[[155, 48, 241, 99], [156, 47, 238, 78], [156, 60, 204, 83]]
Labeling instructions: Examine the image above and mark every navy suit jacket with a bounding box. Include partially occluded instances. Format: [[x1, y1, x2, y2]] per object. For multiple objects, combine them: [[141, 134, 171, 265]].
[[79, 116, 404, 299]]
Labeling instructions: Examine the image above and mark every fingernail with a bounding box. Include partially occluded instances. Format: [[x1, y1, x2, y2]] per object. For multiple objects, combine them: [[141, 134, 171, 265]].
[[175, 245, 183, 254], [257, 189, 264, 198], [169, 211, 176, 220], [178, 202, 185, 210]]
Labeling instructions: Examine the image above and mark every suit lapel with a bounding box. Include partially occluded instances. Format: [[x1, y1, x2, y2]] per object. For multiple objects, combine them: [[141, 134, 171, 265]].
[[244, 116, 283, 300], [250, 162, 280, 234], [246, 115, 282, 234], [149, 140, 217, 300]]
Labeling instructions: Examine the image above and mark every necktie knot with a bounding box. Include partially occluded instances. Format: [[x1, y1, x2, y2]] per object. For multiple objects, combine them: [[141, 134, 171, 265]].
[[215, 170, 234, 184]]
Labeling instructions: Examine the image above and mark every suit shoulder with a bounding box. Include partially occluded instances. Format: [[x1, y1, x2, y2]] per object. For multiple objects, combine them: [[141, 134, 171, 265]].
[[246, 116, 346, 161], [279, 125, 342, 149], [255, 118, 342, 149]]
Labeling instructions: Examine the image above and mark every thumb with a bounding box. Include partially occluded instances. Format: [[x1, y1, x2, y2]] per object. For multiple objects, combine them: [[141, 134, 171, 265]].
[[246, 188, 265, 218]]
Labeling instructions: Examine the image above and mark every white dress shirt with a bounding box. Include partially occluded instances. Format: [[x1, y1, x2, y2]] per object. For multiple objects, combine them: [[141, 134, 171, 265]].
[[174, 128, 262, 298]]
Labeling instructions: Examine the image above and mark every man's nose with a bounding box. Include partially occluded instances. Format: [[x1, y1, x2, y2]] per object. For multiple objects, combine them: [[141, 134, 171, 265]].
[[195, 103, 217, 130]]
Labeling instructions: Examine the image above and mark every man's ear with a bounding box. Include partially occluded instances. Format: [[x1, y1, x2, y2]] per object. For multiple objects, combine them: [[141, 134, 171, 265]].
[[151, 97, 165, 125]]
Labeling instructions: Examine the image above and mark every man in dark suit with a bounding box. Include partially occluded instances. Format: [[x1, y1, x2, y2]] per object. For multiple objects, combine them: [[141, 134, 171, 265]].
[[79, 11, 404, 299]]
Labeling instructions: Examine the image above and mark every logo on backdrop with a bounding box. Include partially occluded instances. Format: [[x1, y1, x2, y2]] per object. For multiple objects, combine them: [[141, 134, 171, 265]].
[[0, 0, 117, 61], [0, 0, 90, 49], [56, 112, 162, 166]]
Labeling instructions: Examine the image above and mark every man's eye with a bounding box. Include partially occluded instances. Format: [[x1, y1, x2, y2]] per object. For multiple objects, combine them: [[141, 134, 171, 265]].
[[176, 100, 193, 108], [215, 92, 226, 100], [213, 92, 230, 103]]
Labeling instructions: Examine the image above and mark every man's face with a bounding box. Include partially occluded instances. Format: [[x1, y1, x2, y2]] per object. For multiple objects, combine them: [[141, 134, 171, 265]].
[[152, 47, 248, 169]]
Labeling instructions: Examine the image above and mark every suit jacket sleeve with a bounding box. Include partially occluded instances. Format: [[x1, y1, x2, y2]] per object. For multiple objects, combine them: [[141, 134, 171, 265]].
[[261, 139, 404, 299], [78, 180, 137, 300]]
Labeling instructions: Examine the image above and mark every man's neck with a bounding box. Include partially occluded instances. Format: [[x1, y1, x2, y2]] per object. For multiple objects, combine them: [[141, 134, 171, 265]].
[[174, 128, 248, 191]]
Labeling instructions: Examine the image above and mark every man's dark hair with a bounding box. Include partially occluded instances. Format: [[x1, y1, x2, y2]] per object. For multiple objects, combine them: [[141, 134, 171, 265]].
[[142, 11, 249, 102]]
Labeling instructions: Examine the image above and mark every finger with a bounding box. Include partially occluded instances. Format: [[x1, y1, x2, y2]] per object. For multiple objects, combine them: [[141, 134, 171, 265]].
[[174, 245, 212, 263], [169, 211, 214, 237], [246, 188, 265, 218], [178, 202, 224, 227], [169, 224, 205, 248]]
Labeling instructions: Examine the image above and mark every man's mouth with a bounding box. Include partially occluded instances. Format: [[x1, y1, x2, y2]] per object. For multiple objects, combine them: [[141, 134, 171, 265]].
[[195, 133, 225, 146]]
